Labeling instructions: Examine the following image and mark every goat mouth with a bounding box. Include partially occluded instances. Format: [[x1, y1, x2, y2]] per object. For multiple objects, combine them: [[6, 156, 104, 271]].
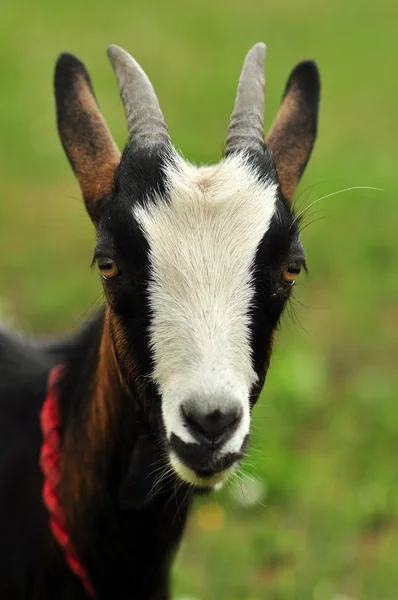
[[169, 451, 238, 488], [167, 433, 245, 488]]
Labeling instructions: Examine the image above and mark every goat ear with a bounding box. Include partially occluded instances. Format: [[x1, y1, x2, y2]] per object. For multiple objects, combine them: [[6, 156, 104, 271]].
[[54, 53, 121, 222], [266, 61, 320, 204]]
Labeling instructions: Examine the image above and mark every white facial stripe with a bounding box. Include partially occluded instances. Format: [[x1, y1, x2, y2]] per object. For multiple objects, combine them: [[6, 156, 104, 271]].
[[134, 152, 278, 454], [221, 393, 251, 455]]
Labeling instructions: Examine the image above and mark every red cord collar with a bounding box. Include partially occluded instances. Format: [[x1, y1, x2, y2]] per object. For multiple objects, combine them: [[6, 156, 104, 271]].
[[40, 365, 96, 597]]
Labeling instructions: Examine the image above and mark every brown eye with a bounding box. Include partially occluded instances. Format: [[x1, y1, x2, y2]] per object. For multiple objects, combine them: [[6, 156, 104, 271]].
[[282, 264, 301, 284], [98, 258, 119, 280]]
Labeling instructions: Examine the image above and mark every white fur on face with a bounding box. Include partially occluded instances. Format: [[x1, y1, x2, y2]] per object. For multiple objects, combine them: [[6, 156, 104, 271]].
[[134, 152, 278, 478]]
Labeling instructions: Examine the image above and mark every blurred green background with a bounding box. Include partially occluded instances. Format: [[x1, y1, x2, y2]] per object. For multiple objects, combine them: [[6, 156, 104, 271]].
[[1, 1, 397, 598]]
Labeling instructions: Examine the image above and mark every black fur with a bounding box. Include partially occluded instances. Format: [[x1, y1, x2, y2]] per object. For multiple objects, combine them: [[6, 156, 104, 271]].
[[114, 143, 176, 209], [170, 434, 243, 475], [0, 47, 317, 600], [0, 138, 305, 600], [249, 194, 304, 381], [0, 315, 191, 599], [95, 146, 173, 403], [0, 139, 188, 599]]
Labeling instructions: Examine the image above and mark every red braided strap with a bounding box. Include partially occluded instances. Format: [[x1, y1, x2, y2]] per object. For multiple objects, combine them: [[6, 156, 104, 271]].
[[40, 365, 96, 598]]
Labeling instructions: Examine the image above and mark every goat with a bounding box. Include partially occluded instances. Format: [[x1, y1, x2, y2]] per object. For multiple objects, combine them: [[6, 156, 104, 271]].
[[0, 42, 320, 599]]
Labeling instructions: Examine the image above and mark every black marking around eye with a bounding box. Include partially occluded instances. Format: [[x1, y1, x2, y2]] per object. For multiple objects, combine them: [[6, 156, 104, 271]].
[[248, 192, 303, 382]]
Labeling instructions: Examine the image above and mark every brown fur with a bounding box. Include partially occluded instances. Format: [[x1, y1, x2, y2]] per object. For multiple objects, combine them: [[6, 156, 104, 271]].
[[266, 82, 315, 203], [110, 315, 153, 411], [57, 70, 120, 220], [60, 308, 126, 530]]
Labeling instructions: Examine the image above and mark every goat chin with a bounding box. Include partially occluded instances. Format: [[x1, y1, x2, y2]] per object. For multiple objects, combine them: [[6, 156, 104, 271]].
[[169, 451, 238, 489]]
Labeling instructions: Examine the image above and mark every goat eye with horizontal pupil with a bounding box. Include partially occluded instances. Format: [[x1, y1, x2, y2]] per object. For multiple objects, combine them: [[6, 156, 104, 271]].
[[282, 265, 301, 284], [98, 258, 119, 280]]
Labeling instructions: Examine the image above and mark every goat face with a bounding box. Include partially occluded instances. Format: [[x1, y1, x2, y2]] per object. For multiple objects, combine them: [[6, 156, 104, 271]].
[[55, 44, 320, 490]]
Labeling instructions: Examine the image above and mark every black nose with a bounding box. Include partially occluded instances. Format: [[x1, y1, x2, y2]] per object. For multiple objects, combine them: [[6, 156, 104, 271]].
[[182, 403, 242, 446]]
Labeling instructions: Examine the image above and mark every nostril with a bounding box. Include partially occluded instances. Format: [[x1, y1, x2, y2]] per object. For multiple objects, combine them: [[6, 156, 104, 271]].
[[200, 409, 241, 435], [181, 404, 242, 445]]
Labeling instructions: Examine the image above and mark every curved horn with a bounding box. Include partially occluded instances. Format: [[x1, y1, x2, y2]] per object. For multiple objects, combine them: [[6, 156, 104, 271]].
[[107, 44, 170, 148], [225, 42, 266, 155]]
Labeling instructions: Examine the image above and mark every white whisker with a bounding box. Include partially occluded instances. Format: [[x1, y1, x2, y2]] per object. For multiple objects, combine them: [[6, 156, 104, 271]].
[[291, 186, 383, 228]]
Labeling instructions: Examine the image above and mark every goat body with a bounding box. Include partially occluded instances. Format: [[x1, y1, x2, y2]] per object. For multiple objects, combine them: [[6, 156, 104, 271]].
[[0, 312, 189, 599], [0, 42, 320, 599]]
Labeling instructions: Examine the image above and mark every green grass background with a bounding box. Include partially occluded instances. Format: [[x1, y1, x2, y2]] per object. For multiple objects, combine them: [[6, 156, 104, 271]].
[[1, 1, 397, 598]]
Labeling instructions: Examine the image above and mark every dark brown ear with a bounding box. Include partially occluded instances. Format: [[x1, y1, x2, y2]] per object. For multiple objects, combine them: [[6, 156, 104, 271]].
[[54, 53, 121, 222], [266, 61, 320, 204]]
